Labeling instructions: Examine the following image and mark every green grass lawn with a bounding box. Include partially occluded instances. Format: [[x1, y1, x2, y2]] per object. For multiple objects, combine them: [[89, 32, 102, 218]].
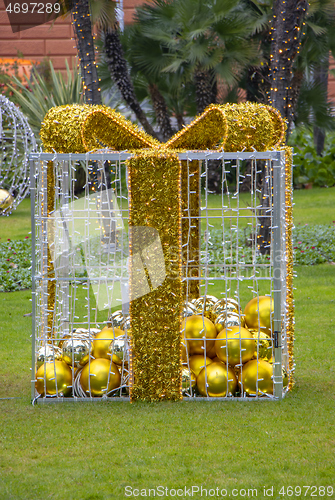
[[0, 188, 335, 499]]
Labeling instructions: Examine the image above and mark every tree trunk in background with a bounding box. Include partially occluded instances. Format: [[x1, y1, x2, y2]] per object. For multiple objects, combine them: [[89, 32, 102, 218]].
[[194, 68, 217, 115], [71, 0, 101, 105], [148, 83, 174, 140], [313, 57, 329, 155], [104, 27, 158, 139], [269, 0, 309, 132]]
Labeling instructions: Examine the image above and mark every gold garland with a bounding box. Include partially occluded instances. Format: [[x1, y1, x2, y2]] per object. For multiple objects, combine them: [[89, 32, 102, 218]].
[[81, 108, 160, 151], [216, 102, 286, 152], [40, 102, 285, 154], [40, 104, 96, 153], [47, 161, 55, 339], [164, 106, 227, 150], [284, 147, 295, 390], [128, 150, 182, 402]]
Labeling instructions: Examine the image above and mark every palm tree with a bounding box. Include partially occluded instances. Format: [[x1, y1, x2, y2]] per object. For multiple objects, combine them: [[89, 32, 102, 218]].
[[121, 22, 192, 139], [102, 26, 158, 138], [243, 0, 335, 144], [56, 1, 158, 137], [268, 0, 309, 129], [128, 0, 261, 115], [70, 0, 102, 105]]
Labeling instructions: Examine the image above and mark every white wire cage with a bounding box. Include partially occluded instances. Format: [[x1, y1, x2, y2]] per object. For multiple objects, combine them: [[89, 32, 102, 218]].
[[30, 150, 292, 403]]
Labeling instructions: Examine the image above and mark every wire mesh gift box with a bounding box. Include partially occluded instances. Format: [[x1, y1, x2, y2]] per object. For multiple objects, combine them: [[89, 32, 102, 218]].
[[30, 102, 294, 403]]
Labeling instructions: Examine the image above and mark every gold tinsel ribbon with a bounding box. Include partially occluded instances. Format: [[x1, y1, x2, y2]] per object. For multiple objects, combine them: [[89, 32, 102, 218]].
[[47, 161, 56, 339], [128, 151, 182, 402], [284, 147, 295, 390]]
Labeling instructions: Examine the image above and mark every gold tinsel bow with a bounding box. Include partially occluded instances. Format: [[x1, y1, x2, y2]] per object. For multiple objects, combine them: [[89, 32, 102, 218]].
[[40, 102, 285, 153]]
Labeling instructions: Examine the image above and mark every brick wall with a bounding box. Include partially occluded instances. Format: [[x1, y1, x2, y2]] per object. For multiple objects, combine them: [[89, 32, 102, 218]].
[[0, 0, 77, 71], [0, 0, 146, 73], [1, 0, 335, 107]]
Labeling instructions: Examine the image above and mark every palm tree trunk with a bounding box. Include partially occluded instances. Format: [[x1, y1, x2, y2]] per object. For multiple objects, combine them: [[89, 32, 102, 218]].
[[71, 0, 101, 105], [269, 0, 308, 131], [194, 68, 217, 115], [103, 27, 159, 139], [148, 83, 174, 140], [176, 113, 185, 130], [313, 58, 329, 155]]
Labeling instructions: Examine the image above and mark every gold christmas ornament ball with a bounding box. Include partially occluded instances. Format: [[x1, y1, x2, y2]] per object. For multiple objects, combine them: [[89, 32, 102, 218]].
[[197, 362, 237, 397], [92, 327, 124, 359], [244, 296, 273, 335], [0, 189, 14, 213], [239, 359, 273, 396], [212, 298, 240, 317], [214, 312, 245, 333], [182, 302, 198, 318], [62, 338, 90, 367], [121, 316, 131, 332], [182, 315, 217, 355], [250, 330, 272, 361], [188, 355, 213, 377], [79, 353, 94, 367], [181, 367, 197, 394], [35, 360, 72, 396], [206, 341, 218, 359], [107, 336, 128, 365], [107, 310, 124, 329], [80, 358, 121, 396], [36, 344, 62, 369], [181, 338, 188, 362], [193, 295, 218, 313], [215, 326, 256, 366]]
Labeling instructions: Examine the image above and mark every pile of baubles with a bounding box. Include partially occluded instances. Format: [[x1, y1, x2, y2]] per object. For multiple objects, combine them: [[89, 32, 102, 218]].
[[35, 311, 130, 397], [181, 294, 283, 398]]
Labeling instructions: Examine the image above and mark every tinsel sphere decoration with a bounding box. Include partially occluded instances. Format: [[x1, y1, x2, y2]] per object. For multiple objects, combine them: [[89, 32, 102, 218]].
[[92, 327, 124, 359], [244, 296, 274, 335], [238, 359, 273, 396], [35, 360, 72, 396], [181, 367, 197, 394], [215, 326, 256, 366], [36, 344, 62, 369], [0, 189, 14, 214], [0, 95, 37, 214], [62, 338, 90, 367], [188, 355, 213, 377], [197, 362, 237, 397], [80, 358, 121, 396], [212, 298, 240, 317], [182, 315, 217, 355], [250, 330, 272, 361]]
